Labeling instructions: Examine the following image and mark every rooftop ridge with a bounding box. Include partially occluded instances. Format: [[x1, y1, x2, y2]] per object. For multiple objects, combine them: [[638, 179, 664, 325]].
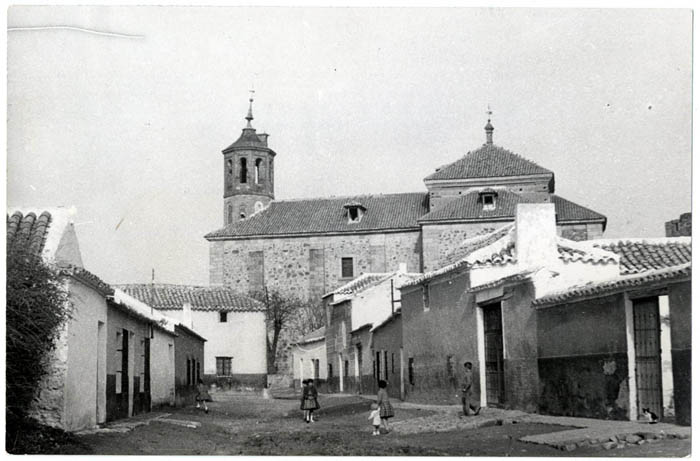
[[270, 191, 426, 204]]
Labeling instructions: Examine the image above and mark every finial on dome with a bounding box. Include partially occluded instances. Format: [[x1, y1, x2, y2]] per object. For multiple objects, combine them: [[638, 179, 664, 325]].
[[245, 89, 255, 128], [484, 104, 494, 144]]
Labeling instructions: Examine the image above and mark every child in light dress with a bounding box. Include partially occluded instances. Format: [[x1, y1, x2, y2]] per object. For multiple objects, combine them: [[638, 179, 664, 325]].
[[368, 403, 381, 436]]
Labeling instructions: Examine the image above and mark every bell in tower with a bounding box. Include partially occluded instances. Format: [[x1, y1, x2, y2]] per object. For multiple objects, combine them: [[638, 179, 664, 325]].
[[222, 94, 276, 225]]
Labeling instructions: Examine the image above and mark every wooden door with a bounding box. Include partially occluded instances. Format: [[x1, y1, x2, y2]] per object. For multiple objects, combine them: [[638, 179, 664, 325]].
[[483, 303, 505, 406], [634, 297, 663, 419]]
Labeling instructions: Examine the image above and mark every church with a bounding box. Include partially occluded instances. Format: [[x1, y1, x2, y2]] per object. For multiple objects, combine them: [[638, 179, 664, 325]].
[[205, 100, 607, 301]]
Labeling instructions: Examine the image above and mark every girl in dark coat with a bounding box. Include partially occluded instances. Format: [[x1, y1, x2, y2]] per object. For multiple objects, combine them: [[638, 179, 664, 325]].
[[195, 379, 212, 414], [376, 380, 394, 433], [300, 379, 320, 423]]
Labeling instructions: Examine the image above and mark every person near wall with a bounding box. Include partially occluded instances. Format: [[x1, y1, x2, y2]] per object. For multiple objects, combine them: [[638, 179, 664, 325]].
[[376, 380, 394, 433], [195, 378, 212, 414], [461, 362, 481, 416]]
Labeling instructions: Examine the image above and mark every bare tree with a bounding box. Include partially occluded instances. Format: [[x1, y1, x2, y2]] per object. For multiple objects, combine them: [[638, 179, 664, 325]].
[[250, 288, 299, 373]]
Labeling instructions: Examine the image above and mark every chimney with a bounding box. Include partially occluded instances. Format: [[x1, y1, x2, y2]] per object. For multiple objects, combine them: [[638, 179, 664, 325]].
[[257, 133, 269, 146], [182, 302, 193, 329], [515, 203, 558, 269]]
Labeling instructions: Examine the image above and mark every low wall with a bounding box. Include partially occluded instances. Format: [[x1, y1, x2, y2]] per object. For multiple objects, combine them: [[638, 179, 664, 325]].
[[204, 373, 267, 391]]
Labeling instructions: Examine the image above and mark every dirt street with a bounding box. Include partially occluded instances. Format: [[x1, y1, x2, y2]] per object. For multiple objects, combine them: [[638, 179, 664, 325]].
[[73, 392, 691, 456]]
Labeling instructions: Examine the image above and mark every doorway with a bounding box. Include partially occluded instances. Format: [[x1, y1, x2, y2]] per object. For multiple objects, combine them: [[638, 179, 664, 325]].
[[633, 297, 663, 419], [482, 302, 505, 406]]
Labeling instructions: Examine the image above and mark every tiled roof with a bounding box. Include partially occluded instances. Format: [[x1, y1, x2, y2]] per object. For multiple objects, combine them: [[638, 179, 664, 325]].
[[224, 128, 270, 151], [7, 210, 53, 257], [115, 284, 265, 312], [294, 326, 326, 345], [62, 266, 114, 296], [534, 263, 691, 307], [444, 224, 515, 265], [325, 273, 393, 298], [590, 238, 691, 275], [206, 192, 430, 239], [424, 144, 553, 181], [418, 191, 606, 225], [557, 239, 618, 265]]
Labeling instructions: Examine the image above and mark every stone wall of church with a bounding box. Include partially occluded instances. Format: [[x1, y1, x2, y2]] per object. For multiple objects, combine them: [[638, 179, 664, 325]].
[[209, 231, 422, 302]]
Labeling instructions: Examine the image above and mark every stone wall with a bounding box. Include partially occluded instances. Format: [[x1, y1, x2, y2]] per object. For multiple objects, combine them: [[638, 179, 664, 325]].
[[557, 223, 605, 241], [210, 231, 422, 301], [665, 212, 691, 237], [28, 326, 69, 428]]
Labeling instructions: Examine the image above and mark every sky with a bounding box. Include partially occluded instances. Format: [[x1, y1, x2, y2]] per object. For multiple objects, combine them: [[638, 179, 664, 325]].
[[7, 7, 692, 286]]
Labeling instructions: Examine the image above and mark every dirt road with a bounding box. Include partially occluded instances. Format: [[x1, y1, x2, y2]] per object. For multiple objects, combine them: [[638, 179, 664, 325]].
[[73, 392, 691, 456]]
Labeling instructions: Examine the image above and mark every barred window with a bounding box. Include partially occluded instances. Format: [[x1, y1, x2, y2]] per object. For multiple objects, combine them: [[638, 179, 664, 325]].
[[341, 257, 354, 279], [216, 357, 232, 376]]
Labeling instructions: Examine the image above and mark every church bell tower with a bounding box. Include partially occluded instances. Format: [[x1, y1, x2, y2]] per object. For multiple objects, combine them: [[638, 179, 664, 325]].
[[222, 94, 276, 225]]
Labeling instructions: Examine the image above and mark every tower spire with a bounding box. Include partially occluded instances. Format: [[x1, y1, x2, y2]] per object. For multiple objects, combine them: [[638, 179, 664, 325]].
[[484, 104, 494, 145], [245, 89, 255, 128]]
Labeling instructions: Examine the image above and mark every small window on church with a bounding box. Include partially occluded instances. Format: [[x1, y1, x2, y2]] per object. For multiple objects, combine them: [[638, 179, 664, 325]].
[[348, 207, 359, 221], [343, 202, 366, 223], [240, 158, 248, 183], [341, 257, 354, 279], [255, 158, 263, 184], [483, 195, 494, 205], [227, 204, 233, 225], [227, 159, 233, 177]]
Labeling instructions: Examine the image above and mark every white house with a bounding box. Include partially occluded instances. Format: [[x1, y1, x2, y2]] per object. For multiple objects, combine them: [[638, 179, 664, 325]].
[[8, 207, 112, 431], [117, 284, 268, 389], [289, 326, 327, 389]]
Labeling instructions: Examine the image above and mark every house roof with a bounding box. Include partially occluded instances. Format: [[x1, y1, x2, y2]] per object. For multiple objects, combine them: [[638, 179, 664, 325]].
[[424, 144, 553, 181], [114, 284, 265, 312], [7, 210, 53, 257], [62, 266, 114, 296], [590, 238, 691, 275], [418, 191, 606, 226], [294, 326, 326, 345], [206, 192, 430, 239], [324, 272, 394, 299], [533, 263, 692, 307]]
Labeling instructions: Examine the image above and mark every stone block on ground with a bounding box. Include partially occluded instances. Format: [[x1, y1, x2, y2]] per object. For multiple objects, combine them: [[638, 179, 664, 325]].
[[602, 442, 617, 450]]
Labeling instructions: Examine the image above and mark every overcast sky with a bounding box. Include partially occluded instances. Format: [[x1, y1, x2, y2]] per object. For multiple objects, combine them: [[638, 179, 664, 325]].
[[7, 7, 692, 286]]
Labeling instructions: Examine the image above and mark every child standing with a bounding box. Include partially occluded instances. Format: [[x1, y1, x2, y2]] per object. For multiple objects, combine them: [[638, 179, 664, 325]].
[[305, 379, 320, 423], [300, 379, 310, 423], [376, 380, 394, 433], [368, 403, 381, 436], [195, 378, 211, 414]]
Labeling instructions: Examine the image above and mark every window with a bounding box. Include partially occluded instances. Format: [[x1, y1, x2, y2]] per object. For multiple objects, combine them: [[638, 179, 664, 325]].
[[422, 285, 430, 311], [139, 339, 145, 392], [216, 357, 232, 376], [227, 159, 233, 180], [255, 158, 263, 184], [219, 311, 228, 323], [384, 350, 388, 380], [240, 157, 248, 183], [328, 363, 333, 379], [483, 194, 494, 206], [408, 357, 415, 385], [392, 353, 395, 374], [341, 257, 354, 279], [343, 202, 366, 223], [344, 360, 349, 377], [187, 358, 191, 386], [196, 361, 201, 382], [348, 207, 359, 221], [313, 359, 320, 379], [227, 204, 233, 225]]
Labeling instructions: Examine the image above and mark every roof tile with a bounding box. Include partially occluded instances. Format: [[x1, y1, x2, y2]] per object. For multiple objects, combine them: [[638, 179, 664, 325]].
[[206, 192, 429, 239], [425, 144, 553, 181], [591, 239, 691, 275], [115, 284, 265, 312]]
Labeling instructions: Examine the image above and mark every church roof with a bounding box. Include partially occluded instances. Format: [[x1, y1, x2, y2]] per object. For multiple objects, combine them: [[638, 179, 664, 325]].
[[425, 144, 553, 181], [115, 284, 265, 312], [206, 192, 430, 239], [224, 128, 270, 151], [418, 191, 607, 226]]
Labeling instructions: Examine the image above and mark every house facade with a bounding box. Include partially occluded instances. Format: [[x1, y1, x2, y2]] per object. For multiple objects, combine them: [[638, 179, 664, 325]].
[[398, 203, 691, 424], [117, 284, 267, 389], [323, 269, 419, 395], [9, 208, 114, 432], [289, 327, 328, 390], [205, 106, 607, 302]]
